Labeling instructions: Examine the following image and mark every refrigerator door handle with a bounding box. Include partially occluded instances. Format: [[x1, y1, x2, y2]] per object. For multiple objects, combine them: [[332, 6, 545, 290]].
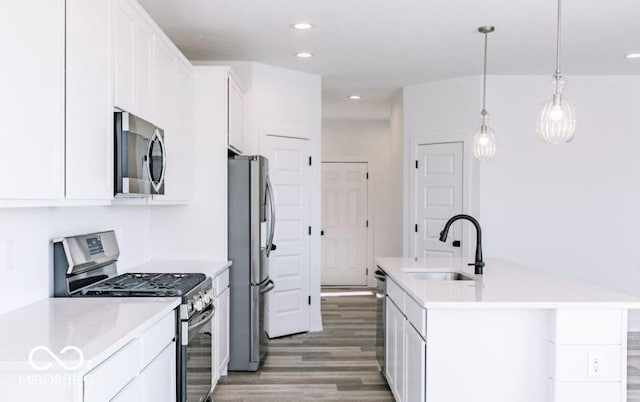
[[259, 279, 275, 294], [265, 175, 277, 257]]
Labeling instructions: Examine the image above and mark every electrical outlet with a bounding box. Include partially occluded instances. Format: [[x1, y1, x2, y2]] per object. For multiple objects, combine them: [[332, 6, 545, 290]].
[[4, 241, 14, 271], [0, 242, 4, 271], [588, 351, 601, 377]]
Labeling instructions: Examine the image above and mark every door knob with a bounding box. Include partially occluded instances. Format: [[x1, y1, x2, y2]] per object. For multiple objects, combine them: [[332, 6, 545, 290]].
[[320, 230, 324, 236], [452, 240, 461, 247]]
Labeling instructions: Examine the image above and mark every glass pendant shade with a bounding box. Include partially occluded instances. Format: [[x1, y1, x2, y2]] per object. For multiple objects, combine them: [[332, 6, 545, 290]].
[[473, 26, 496, 162], [536, 78, 576, 143], [473, 117, 496, 161]]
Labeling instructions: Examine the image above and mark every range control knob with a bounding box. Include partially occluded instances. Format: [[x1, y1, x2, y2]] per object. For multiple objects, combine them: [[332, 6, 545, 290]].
[[192, 297, 202, 312]]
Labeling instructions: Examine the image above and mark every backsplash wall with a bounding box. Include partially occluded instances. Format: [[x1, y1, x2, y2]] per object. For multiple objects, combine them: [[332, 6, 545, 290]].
[[0, 206, 152, 315]]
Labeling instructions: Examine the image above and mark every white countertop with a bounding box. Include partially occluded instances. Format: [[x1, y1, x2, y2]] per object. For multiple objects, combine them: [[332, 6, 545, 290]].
[[375, 257, 640, 309], [0, 297, 179, 372], [125, 260, 232, 278]]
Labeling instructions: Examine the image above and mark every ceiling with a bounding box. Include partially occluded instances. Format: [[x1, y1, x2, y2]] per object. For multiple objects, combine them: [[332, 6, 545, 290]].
[[138, 0, 640, 119]]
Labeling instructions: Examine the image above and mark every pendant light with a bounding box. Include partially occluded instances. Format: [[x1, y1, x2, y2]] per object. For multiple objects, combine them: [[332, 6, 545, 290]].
[[536, 0, 576, 143], [473, 26, 496, 161]]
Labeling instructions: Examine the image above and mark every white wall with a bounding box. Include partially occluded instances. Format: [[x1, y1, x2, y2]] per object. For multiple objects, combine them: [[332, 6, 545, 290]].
[[250, 63, 324, 332], [0, 206, 151, 315], [322, 118, 402, 286], [481, 75, 640, 296], [150, 67, 229, 261], [403, 74, 640, 326]]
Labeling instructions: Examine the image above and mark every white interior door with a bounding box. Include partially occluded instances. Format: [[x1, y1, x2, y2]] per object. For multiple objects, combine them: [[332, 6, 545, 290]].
[[262, 136, 311, 338], [321, 162, 368, 286], [414, 142, 464, 260]]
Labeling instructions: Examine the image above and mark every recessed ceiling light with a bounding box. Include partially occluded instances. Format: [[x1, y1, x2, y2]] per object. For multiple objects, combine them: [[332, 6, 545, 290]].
[[626, 53, 640, 59], [296, 52, 313, 58], [292, 22, 313, 30], [349, 95, 362, 100]]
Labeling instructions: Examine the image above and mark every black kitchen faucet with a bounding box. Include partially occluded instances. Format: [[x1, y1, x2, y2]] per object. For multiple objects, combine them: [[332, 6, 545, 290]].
[[439, 214, 485, 275]]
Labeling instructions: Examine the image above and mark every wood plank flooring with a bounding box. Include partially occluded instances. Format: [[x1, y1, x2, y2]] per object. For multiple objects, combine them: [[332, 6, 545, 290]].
[[629, 332, 640, 401], [212, 289, 640, 401], [212, 289, 393, 401]]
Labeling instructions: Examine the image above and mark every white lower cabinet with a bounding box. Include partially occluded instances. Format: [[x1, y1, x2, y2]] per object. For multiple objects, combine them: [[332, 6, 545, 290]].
[[385, 279, 427, 402], [217, 286, 230, 376], [385, 296, 405, 402], [404, 323, 426, 402], [84, 310, 176, 402], [109, 341, 176, 402], [139, 341, 177, 402], [213, 268, 231, 388]]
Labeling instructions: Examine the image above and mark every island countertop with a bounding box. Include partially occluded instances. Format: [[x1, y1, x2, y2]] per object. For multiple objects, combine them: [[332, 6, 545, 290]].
[[375, 257, 640, 309]]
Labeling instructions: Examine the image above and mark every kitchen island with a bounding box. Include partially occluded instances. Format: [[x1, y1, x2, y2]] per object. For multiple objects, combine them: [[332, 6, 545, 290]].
[[376, 257, 640, 402]]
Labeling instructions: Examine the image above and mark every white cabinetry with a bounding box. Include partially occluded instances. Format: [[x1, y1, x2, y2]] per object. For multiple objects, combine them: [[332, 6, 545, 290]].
[[385, 277, 427, 402], [84, 311, 176, 402], [213, 268, 230, 387], [138, 342, 177, 402], [114, 0, 156, 122], [150, 52, 194, 203], [385, 297, 405, 402], [66, 0, 113, 200], [227, 75, 245, 154], [0, 0, 65, 200], [2, 0, 193, 205], [404, 323, 426, 402]]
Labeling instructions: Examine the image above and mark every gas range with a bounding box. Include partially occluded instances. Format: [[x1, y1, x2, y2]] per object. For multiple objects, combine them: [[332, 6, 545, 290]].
[[52, 231, 214, 317], [52, 230, 216, 402]]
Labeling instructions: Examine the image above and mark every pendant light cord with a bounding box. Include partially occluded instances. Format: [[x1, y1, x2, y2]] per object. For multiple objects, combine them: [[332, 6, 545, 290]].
[[481, 31, 488, 120], [554, 0, 562, 97], [555, 0, 562, 76]]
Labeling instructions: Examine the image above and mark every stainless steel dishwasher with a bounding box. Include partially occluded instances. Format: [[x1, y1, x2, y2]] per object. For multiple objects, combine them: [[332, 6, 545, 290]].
[[374, 267, 387, 374]]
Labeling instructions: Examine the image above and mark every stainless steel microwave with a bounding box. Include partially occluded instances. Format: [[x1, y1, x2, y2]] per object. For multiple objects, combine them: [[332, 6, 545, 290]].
[[114, 111, 166, 197]]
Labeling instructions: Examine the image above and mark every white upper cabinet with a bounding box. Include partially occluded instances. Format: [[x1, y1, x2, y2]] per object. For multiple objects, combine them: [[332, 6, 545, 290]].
[[228, 75, 245, 154], [114, 0, 157, 122], [1, 0, 193, 205], [66, 0, 114, 200], [153, 57, 194, 203], [0, 0, 65, 200], [114, 0, 136, 113]]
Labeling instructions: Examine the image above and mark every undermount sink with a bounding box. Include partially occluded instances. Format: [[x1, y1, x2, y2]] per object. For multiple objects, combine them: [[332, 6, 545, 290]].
[[403, 270, 474, 281]]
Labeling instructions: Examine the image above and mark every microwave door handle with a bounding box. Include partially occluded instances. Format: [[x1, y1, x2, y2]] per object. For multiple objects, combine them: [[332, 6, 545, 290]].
[[148, 128, 166, 193], [266, 176, 276, 256]]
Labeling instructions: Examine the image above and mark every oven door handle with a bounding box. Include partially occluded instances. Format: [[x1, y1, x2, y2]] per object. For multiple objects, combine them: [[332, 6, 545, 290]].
[[184, 304, 216, 339]]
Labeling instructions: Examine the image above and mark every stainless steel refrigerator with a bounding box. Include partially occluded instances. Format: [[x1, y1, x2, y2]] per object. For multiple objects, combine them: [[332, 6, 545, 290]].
[[228, 155, 276, 371]]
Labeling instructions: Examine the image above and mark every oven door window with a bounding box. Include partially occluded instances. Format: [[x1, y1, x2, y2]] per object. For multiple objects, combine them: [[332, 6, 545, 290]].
[[185, 307, 214, 402]]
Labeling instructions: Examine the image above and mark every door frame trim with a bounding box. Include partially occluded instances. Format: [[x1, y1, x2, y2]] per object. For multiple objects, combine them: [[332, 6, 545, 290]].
[[322, 156, 374, 287], [407, 133, 479, 259]]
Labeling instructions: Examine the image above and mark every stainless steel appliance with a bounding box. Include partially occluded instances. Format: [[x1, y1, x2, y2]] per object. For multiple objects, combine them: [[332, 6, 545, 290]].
[[53, 230, 213, 402], [114, 111, 166, 197], [375, 267, 387, 374], [228, 155, 276, 371]]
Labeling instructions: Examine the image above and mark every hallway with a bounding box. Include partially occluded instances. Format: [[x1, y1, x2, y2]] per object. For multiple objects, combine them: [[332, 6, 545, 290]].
[[212, 290, 393, 401]]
